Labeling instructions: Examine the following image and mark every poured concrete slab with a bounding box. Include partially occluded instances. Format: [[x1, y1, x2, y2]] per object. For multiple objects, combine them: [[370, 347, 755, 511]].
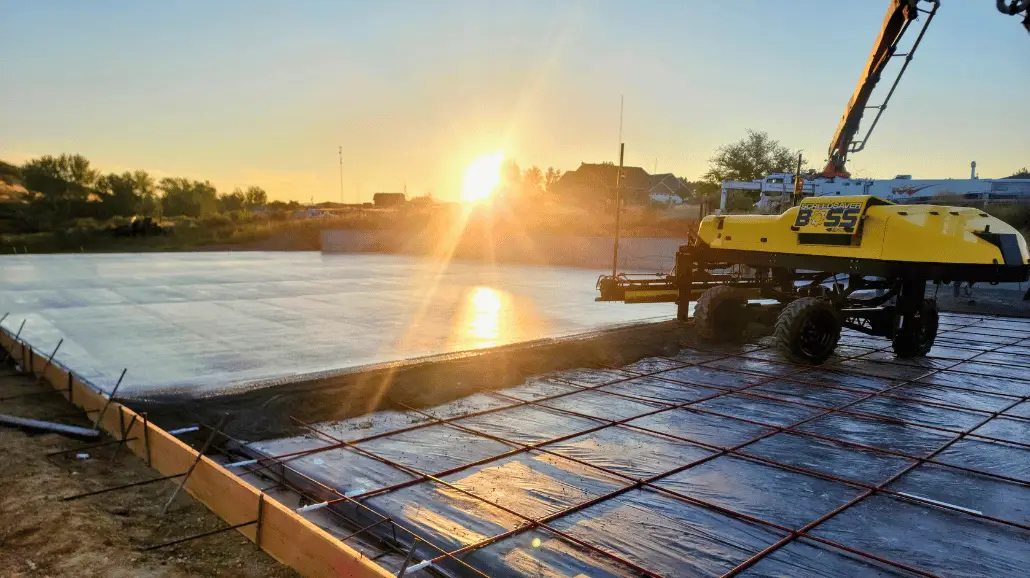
[[0, 252, 672, 399]]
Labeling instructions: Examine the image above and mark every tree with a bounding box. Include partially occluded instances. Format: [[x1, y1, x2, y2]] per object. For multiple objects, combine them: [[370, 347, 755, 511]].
[[159, 177, 218, 217], [522, 165, 544, 197], [698, 130, 805, 207], [243, 186, 267, 208], [725, 190, 758, 213], [95, 170, 155, 218], [1007, 167, 1030, 179], [702, 130, 804, 185], [544, 167, 563, 193], [22, 154, 98, 189], [21, 154, 100, 226], [219, 188, 247, 213]]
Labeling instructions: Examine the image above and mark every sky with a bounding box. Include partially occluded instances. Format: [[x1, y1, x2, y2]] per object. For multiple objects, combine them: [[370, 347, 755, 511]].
[[1, 1, 1028, 203]]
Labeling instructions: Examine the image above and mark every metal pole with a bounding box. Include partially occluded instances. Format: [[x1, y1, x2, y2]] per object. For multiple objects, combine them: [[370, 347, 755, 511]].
[[91, 368, 127, 432], [1, 319, 26, 365], [611, 142, 625, 277], [338, 146, 344, 204], [161, 415, 227, 515], [141, 412, 152, 467], [36, 338, 63, 385], [793, 152, 804, 206]]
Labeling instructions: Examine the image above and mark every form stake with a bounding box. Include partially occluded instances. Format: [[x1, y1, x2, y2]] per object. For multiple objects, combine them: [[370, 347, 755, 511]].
[[161, 415, 228, 515], [91, 368, 127, 432]]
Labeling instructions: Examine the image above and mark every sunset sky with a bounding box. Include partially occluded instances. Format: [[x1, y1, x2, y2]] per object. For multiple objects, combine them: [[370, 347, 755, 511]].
[[2, 1, 1027, 202]]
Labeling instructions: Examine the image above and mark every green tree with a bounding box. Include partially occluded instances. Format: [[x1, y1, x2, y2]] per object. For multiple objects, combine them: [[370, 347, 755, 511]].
[[95, 170, 155, 218], [1007, 167, 1030, 179], [699, 130, 804, 207], [219, 188, 247, 213], [702, 130, 803, 185], [243, 186, 267, 208], [159, 177, 218, 217], [21, 154, 100, 226], [22, 154, 98, 197], [725, 190, 758, 213]]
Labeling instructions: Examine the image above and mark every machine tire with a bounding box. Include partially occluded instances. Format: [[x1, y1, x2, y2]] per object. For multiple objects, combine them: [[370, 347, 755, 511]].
[[694, 286, 749, 342], [775, 297, 842, 364], [892, 299, 939, 358]]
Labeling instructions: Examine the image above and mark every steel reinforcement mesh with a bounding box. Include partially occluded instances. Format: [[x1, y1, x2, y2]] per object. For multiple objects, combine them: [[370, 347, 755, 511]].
[[235, 311, 1030, 577]]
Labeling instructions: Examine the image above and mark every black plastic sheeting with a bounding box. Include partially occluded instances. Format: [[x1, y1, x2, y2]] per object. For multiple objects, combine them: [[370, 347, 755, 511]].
[[249, 312, 1030, 577]]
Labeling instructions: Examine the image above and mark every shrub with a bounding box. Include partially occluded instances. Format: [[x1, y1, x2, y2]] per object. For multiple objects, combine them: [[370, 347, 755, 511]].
[[199, 214, 232, 228], [985, 204, 1030, 232]]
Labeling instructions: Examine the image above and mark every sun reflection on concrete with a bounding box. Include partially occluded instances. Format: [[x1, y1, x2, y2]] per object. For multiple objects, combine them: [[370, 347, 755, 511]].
[[467, 287, 503, 346]]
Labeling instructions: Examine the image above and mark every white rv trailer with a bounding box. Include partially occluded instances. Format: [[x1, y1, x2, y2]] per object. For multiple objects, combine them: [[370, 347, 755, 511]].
[[720, 163, 1030, 213]]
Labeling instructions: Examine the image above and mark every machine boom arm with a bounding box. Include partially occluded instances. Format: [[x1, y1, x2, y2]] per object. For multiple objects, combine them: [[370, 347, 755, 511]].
[[822, 0, 938, 178]]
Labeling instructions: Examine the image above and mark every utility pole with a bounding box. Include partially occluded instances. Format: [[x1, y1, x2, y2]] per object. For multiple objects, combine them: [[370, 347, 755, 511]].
[[612, 142, 625, 277], [338, 146, 344, 204], [792, 152, 804, 206], [612, 95, 626, 277]]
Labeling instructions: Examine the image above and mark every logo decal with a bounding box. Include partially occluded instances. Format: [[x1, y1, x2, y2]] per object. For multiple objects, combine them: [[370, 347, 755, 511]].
[[891, 185, 933, 196], [794, 201, 863, 233]]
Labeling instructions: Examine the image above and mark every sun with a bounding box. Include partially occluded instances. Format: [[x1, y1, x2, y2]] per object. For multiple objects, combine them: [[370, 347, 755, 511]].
[[461, 151, 504, 202]]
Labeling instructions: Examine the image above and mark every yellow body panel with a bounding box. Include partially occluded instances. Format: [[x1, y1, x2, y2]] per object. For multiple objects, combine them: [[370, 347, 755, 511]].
[[698, 196, 1030, 266]]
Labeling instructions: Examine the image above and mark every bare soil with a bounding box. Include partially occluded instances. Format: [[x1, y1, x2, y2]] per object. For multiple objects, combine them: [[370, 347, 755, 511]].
[[0, 368, 299, 578]]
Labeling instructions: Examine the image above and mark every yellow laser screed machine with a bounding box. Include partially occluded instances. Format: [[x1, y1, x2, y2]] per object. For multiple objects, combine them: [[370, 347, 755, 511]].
[[597, 196, 1030, 363]]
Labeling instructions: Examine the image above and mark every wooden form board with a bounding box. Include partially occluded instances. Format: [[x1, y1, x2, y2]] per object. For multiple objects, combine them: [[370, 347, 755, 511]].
[[0, 327, 394, 578]]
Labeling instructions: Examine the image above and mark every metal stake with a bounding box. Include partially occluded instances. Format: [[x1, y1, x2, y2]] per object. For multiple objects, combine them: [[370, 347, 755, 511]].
[[62, 472, 187, 501], [142, 519, 258, 551], [161, 415, 228, 515], [36, 338, 63, 385], [142, 412, 152, 467], [112, 410, 139, 462], [1, 320, 26, 364], [396, 538, 420, 577], [91, 368, 127, 432]]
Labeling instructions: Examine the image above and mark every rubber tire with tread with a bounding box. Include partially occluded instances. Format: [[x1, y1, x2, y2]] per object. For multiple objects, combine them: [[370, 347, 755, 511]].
[[892, 298, 939, 358], [694, 286, 749, 342], [775, 297, 842, 364]]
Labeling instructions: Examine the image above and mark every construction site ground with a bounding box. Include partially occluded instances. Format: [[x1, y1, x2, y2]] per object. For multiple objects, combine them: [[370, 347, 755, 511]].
[[3, 291, 1030, 577], [0, 366, 299, 578]]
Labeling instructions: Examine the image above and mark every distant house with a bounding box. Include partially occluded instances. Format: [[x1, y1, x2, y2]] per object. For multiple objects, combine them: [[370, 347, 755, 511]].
[[649, 173, 691, 198], [554, 163, 690, 206], [554, 163, 652, 204], [373, 192, 407, 207]]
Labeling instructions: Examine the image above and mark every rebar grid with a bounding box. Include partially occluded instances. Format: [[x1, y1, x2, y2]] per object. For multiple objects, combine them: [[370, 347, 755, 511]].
[[262, 313, 1030, 577], [212, 430, 496, 578]]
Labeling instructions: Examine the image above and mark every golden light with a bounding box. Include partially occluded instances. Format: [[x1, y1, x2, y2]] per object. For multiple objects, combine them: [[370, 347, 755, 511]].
[[461, 151, 505, 202], [466, 286, 503, 347]]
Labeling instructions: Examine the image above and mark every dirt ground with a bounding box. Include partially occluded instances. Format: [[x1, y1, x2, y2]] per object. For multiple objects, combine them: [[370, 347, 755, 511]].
[[0, 367, 299, 578]]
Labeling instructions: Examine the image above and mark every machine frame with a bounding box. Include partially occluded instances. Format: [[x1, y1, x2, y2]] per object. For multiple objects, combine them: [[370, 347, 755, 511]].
[[598, 195, 1029, 363]]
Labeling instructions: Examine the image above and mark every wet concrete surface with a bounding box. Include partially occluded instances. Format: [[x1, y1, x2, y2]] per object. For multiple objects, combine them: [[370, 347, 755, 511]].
[[0, 252, 672, 399], [932, 281, 1030, 317]]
